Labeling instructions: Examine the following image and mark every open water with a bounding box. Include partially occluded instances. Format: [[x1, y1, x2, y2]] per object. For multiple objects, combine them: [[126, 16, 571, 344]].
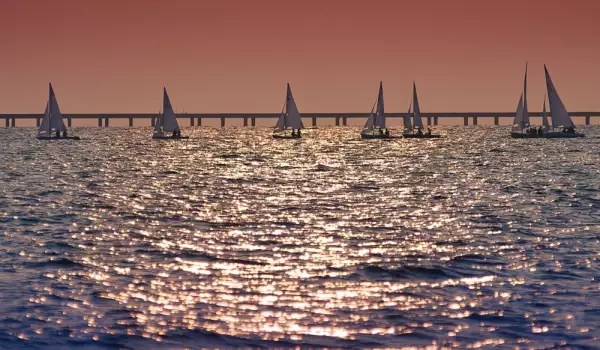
[[0, 126, 599, 349]]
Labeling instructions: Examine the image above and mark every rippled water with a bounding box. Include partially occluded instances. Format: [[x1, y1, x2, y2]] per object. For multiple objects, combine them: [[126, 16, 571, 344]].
[[1, 126, 600, 349]]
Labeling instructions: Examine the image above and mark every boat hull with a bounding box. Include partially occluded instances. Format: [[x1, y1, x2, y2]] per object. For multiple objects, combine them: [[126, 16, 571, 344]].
[[510, 132, 543, 138], [152, 136, 190, 140], [511, 132, 584, 139], [36, 136, 81, 140], [273, 134, 302, 139], [402, 134, 441, 139], [543, 132, 584, 139], [360, 134, 400, 139]]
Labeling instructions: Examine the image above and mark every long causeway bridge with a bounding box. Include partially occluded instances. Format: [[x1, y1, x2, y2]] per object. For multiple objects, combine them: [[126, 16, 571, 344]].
[[1, 112, 599, 127]]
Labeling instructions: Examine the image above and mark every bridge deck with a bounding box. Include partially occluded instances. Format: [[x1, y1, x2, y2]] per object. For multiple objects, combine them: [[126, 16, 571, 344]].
[[0, 112, 599, 119]]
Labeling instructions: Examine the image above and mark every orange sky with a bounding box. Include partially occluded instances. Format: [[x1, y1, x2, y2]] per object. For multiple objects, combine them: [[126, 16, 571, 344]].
[[0, 0, 599, 114]]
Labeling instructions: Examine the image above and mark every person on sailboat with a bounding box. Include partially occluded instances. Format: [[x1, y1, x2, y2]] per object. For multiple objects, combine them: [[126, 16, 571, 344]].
[[427, 128, 432, 136], [378, 128, 384, 136], [63, 130, 68, 138], [537, 126, 543, 136], [297, 129, 301, 138], [416, 128, 423, 136], [55, 130, 60, 138], [384, 128, 390, 137]]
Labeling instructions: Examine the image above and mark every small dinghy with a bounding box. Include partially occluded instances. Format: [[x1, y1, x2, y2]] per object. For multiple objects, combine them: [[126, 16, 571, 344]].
[[36, 83, 80, 140], [361, 82, 400, 139], [402, 82, 440, 138], [511, 63, 541, 138], [542, 65, 584, 138], [153, 88, 189, 140], [273, 83, 304, 139]]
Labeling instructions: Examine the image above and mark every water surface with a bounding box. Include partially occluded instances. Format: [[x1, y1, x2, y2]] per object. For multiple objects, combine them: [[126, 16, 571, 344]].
[[1, 126, 599, 349]]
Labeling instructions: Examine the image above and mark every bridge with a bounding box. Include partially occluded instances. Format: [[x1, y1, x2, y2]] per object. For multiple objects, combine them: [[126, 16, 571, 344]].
[[1, 112, 599, 127]]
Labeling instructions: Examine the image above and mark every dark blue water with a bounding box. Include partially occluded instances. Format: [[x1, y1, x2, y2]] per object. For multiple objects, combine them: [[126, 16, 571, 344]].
[[1, 126, 599, 349]]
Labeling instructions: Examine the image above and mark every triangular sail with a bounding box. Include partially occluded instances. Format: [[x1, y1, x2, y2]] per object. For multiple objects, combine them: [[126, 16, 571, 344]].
[[513, 94, 524, 130], [545, 65, 575, 129], [403, 101, 413, 132], [284, 84, 303, 130], [161, 88, 180, 133], [373, 81, 385, 128], [512, 93, 524, 130], [541, 93, 550, 131], [49, 83, 66, 132], [412, 82, 424, 129], [362, 100, 377, 132], [522, 62, 530, 129], [274, 100, 286, 132], [37, 102, 50, 136]]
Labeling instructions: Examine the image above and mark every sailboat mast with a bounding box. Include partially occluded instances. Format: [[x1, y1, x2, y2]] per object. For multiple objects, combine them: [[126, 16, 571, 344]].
[[48, 84, 52, 136], [522, 62, 528, 130]]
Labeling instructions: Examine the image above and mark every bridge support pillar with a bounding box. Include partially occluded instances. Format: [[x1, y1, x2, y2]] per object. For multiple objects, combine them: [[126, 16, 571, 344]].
[[5, 118, 9, 128], [243, 117, 248, 127], [463, 116, 468, 126], [197, 118, 202, 127], [221, 117, 225, 127], [494, 116, 499, 125], [151, 117, 155, 127], [586, 115, 591, 125], [342, 117, 347, 126], [312, 117, 317, 127], [129, 117, 134, 127], [251, 117, 255, 127], [36, 118, 41, 127], [190, 117, 194, 127], [473, 117, 478, 126], [67, 117, 72, 127], [104, 117, 109, 127], [98, 118, 103, 127], [11, 118, 15, 127], [335, 117, 340, 127], [434, 117, 439, 126]]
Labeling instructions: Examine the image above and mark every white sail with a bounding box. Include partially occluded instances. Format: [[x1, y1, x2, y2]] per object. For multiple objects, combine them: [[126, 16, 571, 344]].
[[403, 101, 413, 132], [513, 94, 524, 131], [542, 94, 550, 131], [544, 65, 575, 129], [274, 100, 286, 132], [284, 84, 303, 130], [412, 82, 424, 129], [362, 100, 377, 132], [37, 102, 50, 136], [162, 88, 180, 133], [49, 83, 66, 132], [373, 81, 385, 128]]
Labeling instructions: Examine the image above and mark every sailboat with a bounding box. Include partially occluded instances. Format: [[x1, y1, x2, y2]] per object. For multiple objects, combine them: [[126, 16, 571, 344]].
[[273, 83, 304, 139], [510, 63, 534, 138], [361, 82, 397, 139], [403, 82, 440, 138], [542, 65, 584, 138], [36, 83, 80, 140], [152, 87, 189, 139]]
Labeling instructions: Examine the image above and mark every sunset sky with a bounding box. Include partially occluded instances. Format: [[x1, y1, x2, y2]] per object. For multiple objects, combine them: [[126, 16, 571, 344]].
[[0, 0, 599, 114]]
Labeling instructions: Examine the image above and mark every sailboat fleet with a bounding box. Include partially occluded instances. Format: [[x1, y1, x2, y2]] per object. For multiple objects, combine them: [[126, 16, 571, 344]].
[[511, 64, 584, 138], [32, 66, 587, 141]]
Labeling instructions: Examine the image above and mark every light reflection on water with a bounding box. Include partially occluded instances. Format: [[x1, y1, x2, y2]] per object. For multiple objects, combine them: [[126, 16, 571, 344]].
[[0, 126, 599, 349]]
